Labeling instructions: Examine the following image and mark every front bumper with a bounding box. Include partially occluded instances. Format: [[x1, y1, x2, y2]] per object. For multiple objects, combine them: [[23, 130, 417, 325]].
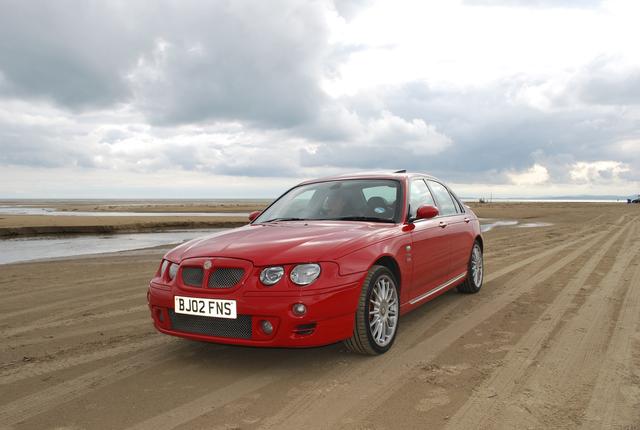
[[147, 279, 363, 348]]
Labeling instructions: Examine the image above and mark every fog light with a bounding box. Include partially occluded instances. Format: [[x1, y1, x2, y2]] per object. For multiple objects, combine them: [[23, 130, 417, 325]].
[[292, 303, 307, 316], [261, 320, 273, 335]]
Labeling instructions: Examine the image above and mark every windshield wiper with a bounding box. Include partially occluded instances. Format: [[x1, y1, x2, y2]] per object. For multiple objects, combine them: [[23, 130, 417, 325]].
[[325, 216, 395, 223], [261, 217, 306, 223]]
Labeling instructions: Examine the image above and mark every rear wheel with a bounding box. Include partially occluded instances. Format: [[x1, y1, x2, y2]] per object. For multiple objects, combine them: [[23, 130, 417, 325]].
[[457, 241, 483, 294], [344, 265, 399, 355]]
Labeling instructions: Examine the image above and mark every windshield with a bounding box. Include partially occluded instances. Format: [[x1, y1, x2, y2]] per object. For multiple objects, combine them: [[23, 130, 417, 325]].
[[255, 179, 402, 223]]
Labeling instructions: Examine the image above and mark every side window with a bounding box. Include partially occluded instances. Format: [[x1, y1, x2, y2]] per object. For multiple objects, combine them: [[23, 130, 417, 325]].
[[409, 179, 436, 218], [451, 192, 465, 213], [427, 181, 458, 216]]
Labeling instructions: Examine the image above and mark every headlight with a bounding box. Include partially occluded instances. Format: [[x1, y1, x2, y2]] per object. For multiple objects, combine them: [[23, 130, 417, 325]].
[[160, 260, 169, 276], [260, 266, 284, 286], [290, 263, 321, 286], [168, 263, 178, 280]]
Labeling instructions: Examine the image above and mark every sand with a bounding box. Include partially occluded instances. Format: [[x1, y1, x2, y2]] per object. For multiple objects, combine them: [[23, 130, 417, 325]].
[[0, 202, 639, 429]]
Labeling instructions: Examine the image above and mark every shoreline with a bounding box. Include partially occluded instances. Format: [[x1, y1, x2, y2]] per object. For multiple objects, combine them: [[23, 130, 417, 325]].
[[0, 201, 630, 239], [0, 219, 247, 238]]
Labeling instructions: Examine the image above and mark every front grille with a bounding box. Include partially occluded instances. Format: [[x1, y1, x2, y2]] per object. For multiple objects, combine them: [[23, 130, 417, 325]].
[[168, 310, 252, 339], [208, 268, 245, 289], [182, 267, 203, 287]]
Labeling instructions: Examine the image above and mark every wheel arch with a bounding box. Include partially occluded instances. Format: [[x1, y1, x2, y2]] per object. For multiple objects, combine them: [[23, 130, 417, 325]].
[[372, 255, 402, 295], [474, 234, 484, 250]]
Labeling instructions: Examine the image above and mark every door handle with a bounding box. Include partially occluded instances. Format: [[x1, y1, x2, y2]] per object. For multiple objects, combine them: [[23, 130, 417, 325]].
[[464, 217, 470, 223], [439, 221, 448, 228]]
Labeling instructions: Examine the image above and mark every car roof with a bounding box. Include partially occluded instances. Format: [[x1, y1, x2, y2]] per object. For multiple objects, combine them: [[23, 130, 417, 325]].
[[298, 171, 441, 185]]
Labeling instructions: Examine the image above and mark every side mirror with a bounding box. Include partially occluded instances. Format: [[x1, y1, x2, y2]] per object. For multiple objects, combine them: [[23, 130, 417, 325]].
[[248, 211, 261, 222], [416, 205, 439, 220]]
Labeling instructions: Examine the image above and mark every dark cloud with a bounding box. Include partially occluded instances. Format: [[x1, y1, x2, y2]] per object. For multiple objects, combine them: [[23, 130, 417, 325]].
[[129, 1, 330, 127], [0, 1, 149, 109], [0, 0, 330, 127]]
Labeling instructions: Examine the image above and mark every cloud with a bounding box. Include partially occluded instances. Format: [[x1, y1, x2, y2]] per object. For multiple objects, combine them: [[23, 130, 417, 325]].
[[126, 1, 331, 127], [0, 0, 331, 128], [573, 60, 640, 106], [0, 99, 97, 168], [300, 111, 452, 169], [0, 96, 311, 179], [507, 164, 550, 185], [332, 0, 374, 20], [569, 161, 630, 184], [373, 74, 640, 186], [0, 2, 149, 109]]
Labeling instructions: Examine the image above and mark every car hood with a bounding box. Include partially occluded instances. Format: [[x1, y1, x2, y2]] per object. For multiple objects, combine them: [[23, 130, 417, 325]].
[[164, 221, 398, 266]]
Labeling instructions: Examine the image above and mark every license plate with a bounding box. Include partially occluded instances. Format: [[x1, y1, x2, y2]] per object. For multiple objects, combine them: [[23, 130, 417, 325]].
[[174, 296, 237, 319]]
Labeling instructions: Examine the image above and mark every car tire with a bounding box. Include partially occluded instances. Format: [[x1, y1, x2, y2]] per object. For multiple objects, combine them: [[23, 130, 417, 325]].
[[344, 265, 399, 355], [457, 241, 483, 294]]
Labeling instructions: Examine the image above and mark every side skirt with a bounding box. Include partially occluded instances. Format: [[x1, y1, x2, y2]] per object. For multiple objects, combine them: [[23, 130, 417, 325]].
[[408, 271, 467, 305]]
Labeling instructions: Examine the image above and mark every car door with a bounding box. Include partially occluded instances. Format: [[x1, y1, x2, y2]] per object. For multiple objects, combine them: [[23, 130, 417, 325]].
[[408, 179, 452, 301], [426, 180, 473, 278]]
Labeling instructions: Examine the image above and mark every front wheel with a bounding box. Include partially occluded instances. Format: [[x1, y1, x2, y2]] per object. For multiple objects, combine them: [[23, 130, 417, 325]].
[[344, 265, 399, 355], [457, 241, 483, 294]]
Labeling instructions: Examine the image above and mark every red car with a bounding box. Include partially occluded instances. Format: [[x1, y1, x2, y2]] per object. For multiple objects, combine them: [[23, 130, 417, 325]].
[[147, 171, 483, 354]]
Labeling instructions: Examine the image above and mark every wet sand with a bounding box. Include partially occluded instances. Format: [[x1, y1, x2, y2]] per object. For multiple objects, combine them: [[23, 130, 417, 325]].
[[0, 200, 269, 213], [0, 214, 250, 238], [0, 202, 639, 429], [0, 200, 267, 237]]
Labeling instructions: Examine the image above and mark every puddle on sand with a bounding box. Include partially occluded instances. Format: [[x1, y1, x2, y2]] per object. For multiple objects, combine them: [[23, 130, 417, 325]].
[[0, 229, 223, 265], [517, 222, 554, 228], [480, 220, 518, 232], [480, 219, 553, 233]]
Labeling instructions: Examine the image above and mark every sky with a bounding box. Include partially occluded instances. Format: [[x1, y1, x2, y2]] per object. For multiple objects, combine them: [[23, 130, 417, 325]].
[[0, 0, 639, 199]]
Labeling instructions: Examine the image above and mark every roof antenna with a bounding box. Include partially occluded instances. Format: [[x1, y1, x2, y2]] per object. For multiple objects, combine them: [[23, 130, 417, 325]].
[[393, 169, 406, 173]]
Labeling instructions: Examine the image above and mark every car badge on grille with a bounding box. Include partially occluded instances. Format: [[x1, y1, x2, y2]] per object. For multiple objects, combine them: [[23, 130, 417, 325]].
[[203, 260, 212, 270]]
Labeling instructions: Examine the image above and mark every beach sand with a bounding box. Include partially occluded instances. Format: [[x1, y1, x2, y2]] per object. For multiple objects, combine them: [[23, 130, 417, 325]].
[[0, 202, 639, 429]]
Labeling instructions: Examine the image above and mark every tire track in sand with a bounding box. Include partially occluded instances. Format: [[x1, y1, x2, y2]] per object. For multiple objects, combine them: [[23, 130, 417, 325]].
[[581, 231, 640, 428], [0, 335, 167, 385], [0, 341, 188, 426], [1, 272, 148, 302], [1, 304, 147, 337], [1, 316, 151, 351], [125, 372, 285, 430], [0, 282, 144, 323], [477, 221, 640, 429], [443, 218, 636, 429]]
